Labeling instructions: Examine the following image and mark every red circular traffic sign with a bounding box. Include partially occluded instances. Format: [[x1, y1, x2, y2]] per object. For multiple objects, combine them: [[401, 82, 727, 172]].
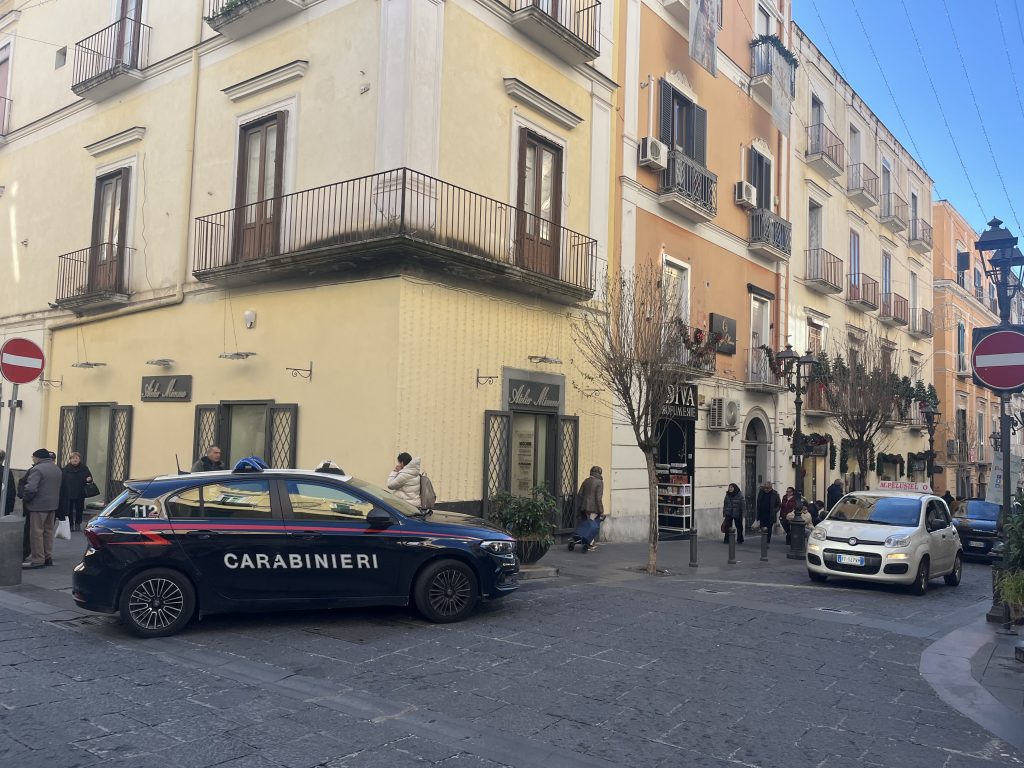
[[972, 328, 1024, 391], [0, 337, 45, 385]]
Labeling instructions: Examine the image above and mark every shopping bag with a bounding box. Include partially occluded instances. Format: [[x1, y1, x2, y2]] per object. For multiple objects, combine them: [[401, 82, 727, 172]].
[[56, 518, 71, 541]]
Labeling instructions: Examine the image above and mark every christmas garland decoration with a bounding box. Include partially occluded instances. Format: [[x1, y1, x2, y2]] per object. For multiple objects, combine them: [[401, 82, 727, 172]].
[[875, 453, 906, 478], [839, 439, 876, 476], [749, 34, 799, 69], [906, 452, 929, 473], [829, 441, 837, 470], [681, 324, 723, 361]]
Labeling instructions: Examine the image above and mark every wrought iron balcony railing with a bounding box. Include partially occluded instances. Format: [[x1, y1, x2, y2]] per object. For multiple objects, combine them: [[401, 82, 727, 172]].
[[751, 39, 796, 95], [193, 168, 597, 296], [659, 149, 717, 218], [804, 384, 830, 413], [72, 16, 151, 92], [909, 218, 933, 248], [847, 273, 879, 309], [745, 347, 782, 388], [910, 308, 933, 338], [880, 192, 908, 227], [748, 208, 792, 257], [975, 285, 985, 302], [847, 163, 878, 201], [806, 124, 844, 171], [55, 243, 132, 304], [805, 248, 842, 292], [880, 292, 909, 325], [676, 323, 717, 376], [504, 0, 601, 55]]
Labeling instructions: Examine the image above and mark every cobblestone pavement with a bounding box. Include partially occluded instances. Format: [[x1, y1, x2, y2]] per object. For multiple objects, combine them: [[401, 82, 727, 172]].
[[1, 537, 1023, 768]]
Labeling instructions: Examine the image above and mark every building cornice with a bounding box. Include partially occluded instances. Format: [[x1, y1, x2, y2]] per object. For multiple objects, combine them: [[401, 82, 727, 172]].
[[84, 127, 146, 157], [223, 60, 309, 102], [503, 77, 583, 129]]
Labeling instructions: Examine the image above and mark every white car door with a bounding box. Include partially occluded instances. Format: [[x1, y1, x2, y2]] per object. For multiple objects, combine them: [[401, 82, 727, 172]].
[[925, 500, 954, 573]]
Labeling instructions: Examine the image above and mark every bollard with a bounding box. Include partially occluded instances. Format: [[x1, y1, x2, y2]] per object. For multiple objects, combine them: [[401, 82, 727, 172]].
[[689, 528, 698, 568], [760, 528, 769, 562], [0, 516, 24, 587], [787, 514, 808, 560], [727, 528, 737, 564]]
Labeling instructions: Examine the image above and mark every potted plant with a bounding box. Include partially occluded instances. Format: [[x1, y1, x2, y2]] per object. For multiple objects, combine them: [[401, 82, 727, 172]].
[[487, 487, 557, 564], [998, 570, 1024, 623]]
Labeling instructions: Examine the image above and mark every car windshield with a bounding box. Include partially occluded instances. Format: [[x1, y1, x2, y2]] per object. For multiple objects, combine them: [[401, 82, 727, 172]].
[[347, 478, 422, 517], [827, 495, 921, 527], [957, 500, 999, 521]]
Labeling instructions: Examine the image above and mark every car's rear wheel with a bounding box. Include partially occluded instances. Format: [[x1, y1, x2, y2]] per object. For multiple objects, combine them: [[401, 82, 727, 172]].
[[910, 557, 930, 596], [414, 559, 478, 623], [944, 553, 962, 586], [118, 568, 195, 638], [808, 570, 827, 583]]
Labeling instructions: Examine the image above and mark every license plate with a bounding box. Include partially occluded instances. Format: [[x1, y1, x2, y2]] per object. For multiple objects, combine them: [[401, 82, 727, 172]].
[[968, 541, 986, 548], [837, 554, 865, 566]]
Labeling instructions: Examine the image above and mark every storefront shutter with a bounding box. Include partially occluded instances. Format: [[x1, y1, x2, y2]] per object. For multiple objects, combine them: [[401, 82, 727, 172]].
[[266, 403, 298, 468], [555, 416, 579, 530], [193, 404, 223, 464], [482, 411, 511, 518], [106, 405, 132, 500], [57, 406, 81, 467]]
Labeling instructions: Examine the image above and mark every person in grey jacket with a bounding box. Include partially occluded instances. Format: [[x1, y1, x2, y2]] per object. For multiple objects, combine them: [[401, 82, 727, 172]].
[[722, 483, 745, 544], [576, 466, 605, 549], [18, 449, 63, 568]]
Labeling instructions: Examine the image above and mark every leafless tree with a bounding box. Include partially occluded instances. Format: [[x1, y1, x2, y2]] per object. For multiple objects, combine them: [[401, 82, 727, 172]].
[[573, 264, 692, 574]]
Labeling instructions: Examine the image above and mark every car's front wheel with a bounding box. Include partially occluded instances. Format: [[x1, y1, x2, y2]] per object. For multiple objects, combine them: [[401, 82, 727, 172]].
[[944, 553, 963, 586], [118, 568, 196, 638], [910, 556, 930, 596], [413, 559, 479, 623]]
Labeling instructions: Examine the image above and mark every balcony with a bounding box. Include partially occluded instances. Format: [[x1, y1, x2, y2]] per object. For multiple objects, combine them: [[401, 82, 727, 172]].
[[745, 347, 785, 392], [956, 353, 970, 378], [54, 243, 132, 313], [750, 39, 796, 106], [205, 0, 306, 39], [0, 96, 10, 143], [674, 323, 717, 378], [847, 163, 878, 209], [805, 124, 844, 178], [907, 404, 926, 431], [72, 16, 150, 101], [989, 297, 999, 314], [804, 248, 843, 294], [909, 308, 934, 338], [909, 218, 933, 254], [747, 208, 792, 262], [804, 384, 831, 416], [880, 192, 909, 233], [658, 150, 717, 223], [504, 0, 601, 65], [879, 292, 909, 326], [193, 168, 596, 304], [846, 273, 879, 311]]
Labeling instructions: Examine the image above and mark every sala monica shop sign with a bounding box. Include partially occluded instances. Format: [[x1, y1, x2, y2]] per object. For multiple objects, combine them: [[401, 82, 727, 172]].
[[141, 376, 193, 402]]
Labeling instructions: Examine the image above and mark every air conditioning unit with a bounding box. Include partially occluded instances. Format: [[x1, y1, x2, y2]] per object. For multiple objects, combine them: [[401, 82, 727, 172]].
[[708, 398, 740, 430], [734, 180, 757, 209], [638, 137, 668, 171], [946, 439, 961, 457]]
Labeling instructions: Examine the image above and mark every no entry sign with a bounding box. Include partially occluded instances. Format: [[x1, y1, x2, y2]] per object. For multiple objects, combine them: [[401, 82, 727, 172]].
[[972, 327, 1024, 393], [0, 337, 45, 385]]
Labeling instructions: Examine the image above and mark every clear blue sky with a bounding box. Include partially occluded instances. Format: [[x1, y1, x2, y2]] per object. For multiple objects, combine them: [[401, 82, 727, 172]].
[[794, 0, 1024, 237]]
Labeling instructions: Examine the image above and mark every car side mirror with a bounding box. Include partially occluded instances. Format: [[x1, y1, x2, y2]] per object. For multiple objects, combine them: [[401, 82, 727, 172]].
[[367, 508, 393, 528]]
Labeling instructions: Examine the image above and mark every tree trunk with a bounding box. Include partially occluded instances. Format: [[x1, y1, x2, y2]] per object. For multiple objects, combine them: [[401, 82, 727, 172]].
[[645, 450, 659, 575], [856, 443, 869, 489]]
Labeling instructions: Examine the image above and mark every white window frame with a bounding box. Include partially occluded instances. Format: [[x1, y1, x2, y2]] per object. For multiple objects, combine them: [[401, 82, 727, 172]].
[[662, 255, 691, 323], [750, 295, 770, 351]]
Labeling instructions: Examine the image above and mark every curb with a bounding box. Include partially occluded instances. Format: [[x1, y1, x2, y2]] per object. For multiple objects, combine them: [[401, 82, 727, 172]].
[[920, 604, 1024, 754]]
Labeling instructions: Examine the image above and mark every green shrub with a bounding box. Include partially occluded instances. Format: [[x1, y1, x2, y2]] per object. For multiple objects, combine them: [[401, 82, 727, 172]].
[[487, 487, 556, 546]]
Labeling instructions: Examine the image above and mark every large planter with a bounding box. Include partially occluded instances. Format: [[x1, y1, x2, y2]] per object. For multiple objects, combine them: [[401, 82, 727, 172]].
[[515, 538, 550, 564]]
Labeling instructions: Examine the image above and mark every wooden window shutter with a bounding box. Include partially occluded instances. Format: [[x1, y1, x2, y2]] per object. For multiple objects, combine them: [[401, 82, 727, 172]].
[[659, 79, 673, 145], [689, 104, 707, 166]]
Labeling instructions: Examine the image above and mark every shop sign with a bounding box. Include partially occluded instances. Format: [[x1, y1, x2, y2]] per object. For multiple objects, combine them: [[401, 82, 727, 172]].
[[708, 314, 736, 355], [664, 383, 697, 421], [877, 480, 931, 492], [508, 380, 560, 412], [141, 375, 193, 402]]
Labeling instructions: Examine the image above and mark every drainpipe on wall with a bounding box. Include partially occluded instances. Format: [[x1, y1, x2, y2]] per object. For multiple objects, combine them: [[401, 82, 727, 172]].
[[39, 1, 205, 442]]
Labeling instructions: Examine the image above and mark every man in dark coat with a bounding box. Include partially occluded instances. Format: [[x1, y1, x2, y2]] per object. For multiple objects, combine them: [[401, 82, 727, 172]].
[[755, 481, 781, 544], [0, 450, 16, 517], [191, 445, 225, 472], [826, 479, 844, 512], [576, 466, 605, 549]]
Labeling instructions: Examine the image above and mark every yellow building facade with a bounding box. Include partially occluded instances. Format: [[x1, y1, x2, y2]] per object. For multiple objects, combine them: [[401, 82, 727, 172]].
[[0, 0, 614, 526]]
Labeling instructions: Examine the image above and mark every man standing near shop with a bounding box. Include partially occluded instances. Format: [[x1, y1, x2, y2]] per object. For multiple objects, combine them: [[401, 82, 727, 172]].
[[755, 481, 781, 545], [19, 449, 62, 569]]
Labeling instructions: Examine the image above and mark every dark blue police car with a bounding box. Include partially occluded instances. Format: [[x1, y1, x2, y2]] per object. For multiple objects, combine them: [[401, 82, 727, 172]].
[[72, 463, 519, 637]]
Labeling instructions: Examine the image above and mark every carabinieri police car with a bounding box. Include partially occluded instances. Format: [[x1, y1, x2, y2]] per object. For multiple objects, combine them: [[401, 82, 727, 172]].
[[72, 462, 519, 637]]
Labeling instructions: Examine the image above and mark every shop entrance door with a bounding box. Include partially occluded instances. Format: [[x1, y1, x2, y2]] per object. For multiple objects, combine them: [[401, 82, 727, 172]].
[[510, 412, 555, 497], [744, 443, 758, 528]]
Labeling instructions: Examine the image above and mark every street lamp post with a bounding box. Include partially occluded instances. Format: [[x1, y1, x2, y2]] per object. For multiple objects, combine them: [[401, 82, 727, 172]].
[[975, 218, 1024, 623], [775, 344, 818, 560], [921, 402, 941, 481]]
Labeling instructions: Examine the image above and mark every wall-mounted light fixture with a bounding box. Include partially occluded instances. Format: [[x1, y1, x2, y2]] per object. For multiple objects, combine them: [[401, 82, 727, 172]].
[[528, 355, 562, 365], [476, 368, 498, 387], [219, 352, 256, 360], [71, 361, 107, 369], [286, 361, 313, 381], [38, 376, 63, 390], [146, 358, 174, 367]]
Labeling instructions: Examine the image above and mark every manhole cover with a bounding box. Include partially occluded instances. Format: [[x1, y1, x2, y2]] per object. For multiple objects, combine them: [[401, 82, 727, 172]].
[[815, 607, 854, 615]]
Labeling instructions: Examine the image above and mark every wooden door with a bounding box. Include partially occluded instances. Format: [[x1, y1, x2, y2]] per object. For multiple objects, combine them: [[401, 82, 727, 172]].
[[90, 168, 130, 293], [234, 113, 285, 262], [516, 129, 562, 278], [117, 0, 143, 67]]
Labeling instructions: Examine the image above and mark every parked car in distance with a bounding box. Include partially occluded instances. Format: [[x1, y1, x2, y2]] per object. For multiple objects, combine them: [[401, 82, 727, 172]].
[[952, 499, 999, 559], [807, 491, 962, 595]]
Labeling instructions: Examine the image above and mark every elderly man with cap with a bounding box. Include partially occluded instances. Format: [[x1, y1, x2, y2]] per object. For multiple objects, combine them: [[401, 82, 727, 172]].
[[19, 448, 63, 568]]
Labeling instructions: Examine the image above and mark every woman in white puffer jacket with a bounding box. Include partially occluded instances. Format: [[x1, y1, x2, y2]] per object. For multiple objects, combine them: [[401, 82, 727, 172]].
[[386, 452, 422, 507]]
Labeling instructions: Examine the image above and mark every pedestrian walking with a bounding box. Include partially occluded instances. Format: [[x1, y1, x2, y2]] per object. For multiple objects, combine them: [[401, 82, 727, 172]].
[[18, 448, 62, 569], [811, 500, 826, 526], [754, 481, 781, 544], [826, 479, 844, 512], [0, 449, 16, 517], [61, 452, 94, 532], [780, 487, 798, 544], [574, 466, 605, 550], [722, 483, 745, 544], [191, 445, 225, 472], [387, 452, 422, 507], [941, 490, 955, 512]]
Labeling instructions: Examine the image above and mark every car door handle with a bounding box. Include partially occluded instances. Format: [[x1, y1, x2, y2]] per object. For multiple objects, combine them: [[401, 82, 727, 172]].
[[397, 540, 426, 547], [188, 530, 215, 540], [290, 531, 321, 540]]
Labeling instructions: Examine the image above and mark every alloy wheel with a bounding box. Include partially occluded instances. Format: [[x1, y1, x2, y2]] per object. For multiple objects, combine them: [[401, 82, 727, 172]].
[[127, 578, 185, 630], [427, 568, 472, 617]]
